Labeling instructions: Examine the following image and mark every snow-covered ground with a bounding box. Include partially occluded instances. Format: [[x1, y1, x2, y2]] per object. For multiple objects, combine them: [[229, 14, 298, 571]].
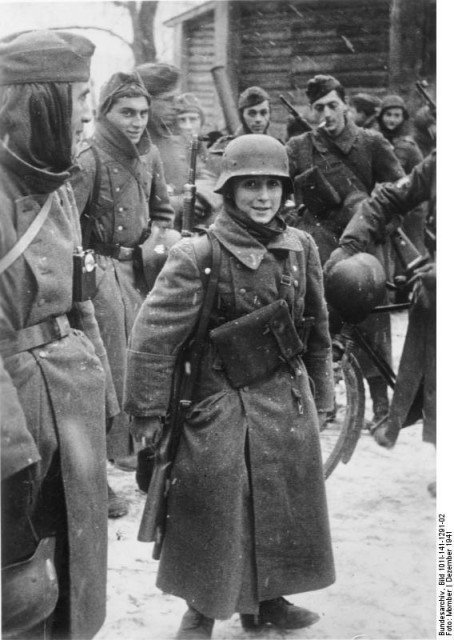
[[96, 311, 437, 640]]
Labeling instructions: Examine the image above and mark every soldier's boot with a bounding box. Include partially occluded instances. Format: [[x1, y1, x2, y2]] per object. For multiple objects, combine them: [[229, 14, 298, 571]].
[[367, 376, 389, 426], [176, 605, 214, 639], [240, 597, 319, 630], [107, 484, 129, 518]]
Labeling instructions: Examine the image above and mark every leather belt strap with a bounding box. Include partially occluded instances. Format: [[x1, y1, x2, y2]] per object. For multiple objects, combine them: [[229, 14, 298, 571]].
[[91, 243, 136, 261], [0, 193, 54, 276], [0, 314, 71, 358]]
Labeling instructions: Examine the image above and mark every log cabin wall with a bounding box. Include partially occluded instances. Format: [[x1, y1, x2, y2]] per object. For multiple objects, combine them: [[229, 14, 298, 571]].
[[166, 0, 435, 140]]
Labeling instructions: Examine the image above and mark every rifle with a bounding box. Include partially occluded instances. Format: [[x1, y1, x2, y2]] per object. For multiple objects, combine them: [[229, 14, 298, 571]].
[[182, 134, 200, 237], [137, 234, 222, 559], [415, 81, 436, 115], [279, 95, 313, 133]]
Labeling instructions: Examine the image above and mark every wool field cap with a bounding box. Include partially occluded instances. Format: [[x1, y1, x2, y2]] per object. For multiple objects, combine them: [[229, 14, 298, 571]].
[[238, 86, 270, 111], [351, 93, 382, 114], [135, 62, 180, 96], [99, 71, 151, 114], [174, 93, 205, 123], [0, 29, 95, 85], [306, 74, 344, 104]]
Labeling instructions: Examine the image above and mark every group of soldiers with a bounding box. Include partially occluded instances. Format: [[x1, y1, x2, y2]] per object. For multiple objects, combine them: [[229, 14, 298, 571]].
[[0, 26, 435, 640]]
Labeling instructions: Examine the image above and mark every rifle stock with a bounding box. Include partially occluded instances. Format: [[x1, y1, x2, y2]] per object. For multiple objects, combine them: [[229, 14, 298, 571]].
[[136, 234, 222, 560], [390, 226, 429, 275]]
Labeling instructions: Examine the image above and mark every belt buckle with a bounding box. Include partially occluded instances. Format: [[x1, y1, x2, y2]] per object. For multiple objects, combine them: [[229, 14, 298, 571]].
[[118, 246, 134, 261], [54, 315, 69, 338], [280, 274, 292, 286]]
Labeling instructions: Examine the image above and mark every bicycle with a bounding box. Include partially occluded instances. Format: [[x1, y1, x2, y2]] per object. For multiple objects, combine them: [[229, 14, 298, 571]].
[[319, 297, 411, 479]]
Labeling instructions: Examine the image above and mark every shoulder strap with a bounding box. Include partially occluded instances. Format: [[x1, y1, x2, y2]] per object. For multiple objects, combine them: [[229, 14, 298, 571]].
[[316, 130, 371, 193], [179, 231, 221, 404], [81, 145, 102, 249], [0, 193, 53, 276]]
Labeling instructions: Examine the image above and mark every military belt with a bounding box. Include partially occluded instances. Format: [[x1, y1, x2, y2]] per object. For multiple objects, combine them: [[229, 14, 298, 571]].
[[91, 243, 136, 261], [0, 314, 71, 358]]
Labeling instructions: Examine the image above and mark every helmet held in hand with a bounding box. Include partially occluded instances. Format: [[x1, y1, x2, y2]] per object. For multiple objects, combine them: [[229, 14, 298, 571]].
[[324, 252, 386, 324]]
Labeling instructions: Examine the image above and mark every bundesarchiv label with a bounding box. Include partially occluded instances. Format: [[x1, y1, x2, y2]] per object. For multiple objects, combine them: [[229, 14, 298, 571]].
[[438, 514, 452, 636]]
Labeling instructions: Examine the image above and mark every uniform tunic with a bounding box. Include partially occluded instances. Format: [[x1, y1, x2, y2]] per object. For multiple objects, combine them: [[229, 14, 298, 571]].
[[124, 207, 335, 620], [0, 142, 119, 638], [286, 118, 404, 264], [286, 119, 405, 380], [72, 117, 173, 457], [340, 152, 436, 445]]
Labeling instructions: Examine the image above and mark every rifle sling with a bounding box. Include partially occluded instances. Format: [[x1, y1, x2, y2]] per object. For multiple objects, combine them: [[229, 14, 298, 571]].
[[0, 193, 53, 276], [313, 130, 371, 194], [178, 231, 222, 405], [81, 145, 102, 249]]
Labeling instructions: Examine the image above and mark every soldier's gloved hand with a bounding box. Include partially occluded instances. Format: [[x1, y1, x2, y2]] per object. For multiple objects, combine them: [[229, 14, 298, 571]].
[[130, 416, 163, 448], [323, 245, 357, 277], [194, 193, 211, 219], [411, 261, 436, 289]]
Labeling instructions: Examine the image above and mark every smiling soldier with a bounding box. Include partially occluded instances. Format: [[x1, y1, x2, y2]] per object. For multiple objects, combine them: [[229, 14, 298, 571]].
[[71, 72, 174, 512]]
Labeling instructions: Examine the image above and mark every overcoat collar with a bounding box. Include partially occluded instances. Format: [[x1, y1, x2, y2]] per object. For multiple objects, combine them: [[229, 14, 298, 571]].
[[211, 208, 303, 270], [93, 116, 151, 163], [312, 118, 360, 155], [0, 139, 71, 194]]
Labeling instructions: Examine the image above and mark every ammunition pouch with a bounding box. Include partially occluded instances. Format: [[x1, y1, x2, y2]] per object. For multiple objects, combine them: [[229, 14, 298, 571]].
[[209, 299, 304, 388], [2, 536, 59, 637], [294, 166, 341, 217]]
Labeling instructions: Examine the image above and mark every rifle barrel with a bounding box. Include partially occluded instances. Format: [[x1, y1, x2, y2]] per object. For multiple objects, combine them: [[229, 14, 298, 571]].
[[279, 95, 312, 133]]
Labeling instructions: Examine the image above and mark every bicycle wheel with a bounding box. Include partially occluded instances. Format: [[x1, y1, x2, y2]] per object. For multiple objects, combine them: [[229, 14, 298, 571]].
[[320, 347, 365, 479]]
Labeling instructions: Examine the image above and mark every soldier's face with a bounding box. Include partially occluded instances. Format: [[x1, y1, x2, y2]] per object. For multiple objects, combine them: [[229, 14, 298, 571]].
[[382, 107, 405, 131], [176, 111, 202, 138], [232, 175, 283, 224], [349, 106, 368, 127], [105, 96, 149, 144], [242, 101, 270, 134], [71, 81, 91, 155], [152, 90, 178, 126], [312, 89, 347, 137]]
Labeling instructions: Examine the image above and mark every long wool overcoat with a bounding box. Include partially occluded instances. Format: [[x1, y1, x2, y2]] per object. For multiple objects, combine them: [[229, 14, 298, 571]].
[[124, 207, 336, 620], [72, 117, 174, 457], [0, 142, 119, 638], [341, 152, 436, 445]]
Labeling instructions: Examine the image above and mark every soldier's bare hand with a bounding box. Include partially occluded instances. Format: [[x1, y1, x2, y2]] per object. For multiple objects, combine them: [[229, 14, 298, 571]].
[[130, 416, 163, 447]]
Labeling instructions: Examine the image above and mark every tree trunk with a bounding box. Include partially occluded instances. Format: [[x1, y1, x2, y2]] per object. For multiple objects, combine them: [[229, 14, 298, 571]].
[[118, 1, 158, 64]]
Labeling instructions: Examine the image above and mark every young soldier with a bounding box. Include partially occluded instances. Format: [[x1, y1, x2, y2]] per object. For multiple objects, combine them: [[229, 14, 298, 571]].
[[124, 135, 335, 638], [71, 72, 174, 514], [0, 29, 118, 638], [136, 63, 220, 231], [286, 74, 405, 428], [209, 86, 275, 158]]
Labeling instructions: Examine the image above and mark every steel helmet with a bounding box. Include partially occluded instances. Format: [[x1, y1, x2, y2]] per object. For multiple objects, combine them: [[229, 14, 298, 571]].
[[379, 94, 409, 120], [213, 134, 293, 195], [324, 253, 386, 324]]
